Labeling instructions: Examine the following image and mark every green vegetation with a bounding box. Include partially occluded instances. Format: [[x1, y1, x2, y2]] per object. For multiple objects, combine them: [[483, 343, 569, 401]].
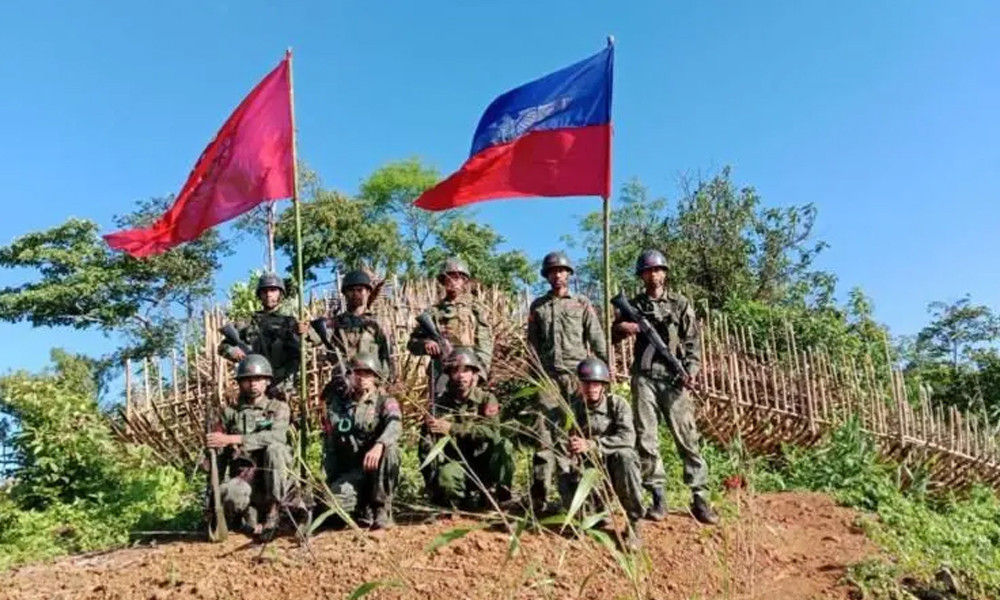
[[0, 350, 200, 570]]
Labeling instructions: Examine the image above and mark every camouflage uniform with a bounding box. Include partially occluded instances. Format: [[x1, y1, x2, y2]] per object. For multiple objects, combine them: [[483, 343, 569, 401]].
[[614, 289, 709, 501], [217, 391, 294, 531], [323, 383, 402, 525], [527, 288, 608, 507], [219, 308, 301, 397], [419, 385, 514, 507], [407, 294, 494, 394], [558, 391, 645, 523]]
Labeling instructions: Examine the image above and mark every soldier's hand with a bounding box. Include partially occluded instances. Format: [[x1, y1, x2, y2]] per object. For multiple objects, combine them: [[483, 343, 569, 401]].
[[231, 348, 247, 361], [206, 432, 233, 449], [569, 436, 591, 455], [427, 417, 452, 435], [424, 340, 441, 356], [363, 443, 384, 472], [297, 320, 310, 335]]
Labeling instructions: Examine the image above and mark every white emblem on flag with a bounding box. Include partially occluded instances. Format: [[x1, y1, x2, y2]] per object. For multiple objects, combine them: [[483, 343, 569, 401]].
[[489, 97, 572, 144]]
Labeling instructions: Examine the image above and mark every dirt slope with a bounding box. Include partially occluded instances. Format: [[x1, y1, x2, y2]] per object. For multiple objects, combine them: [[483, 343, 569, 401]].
[[0, 491, 875, 600]]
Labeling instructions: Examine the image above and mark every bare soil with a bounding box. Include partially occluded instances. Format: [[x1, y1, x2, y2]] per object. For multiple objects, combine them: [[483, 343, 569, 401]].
[[0, 491, 876, 600]]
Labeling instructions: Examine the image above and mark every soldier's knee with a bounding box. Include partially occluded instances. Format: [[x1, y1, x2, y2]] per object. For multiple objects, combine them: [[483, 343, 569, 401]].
[[436, 462, 466, 499], [221, 479, 252, 513], [605, 448, 639, 470], [262, 443, 288, 465]]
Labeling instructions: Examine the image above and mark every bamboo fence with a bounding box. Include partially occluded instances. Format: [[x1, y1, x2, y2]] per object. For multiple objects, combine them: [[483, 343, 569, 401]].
[[110, 279, 1000, 493]]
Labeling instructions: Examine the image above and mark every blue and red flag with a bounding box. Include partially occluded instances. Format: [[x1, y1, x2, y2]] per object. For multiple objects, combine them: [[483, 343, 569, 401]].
[[414, 44, 614, 211]]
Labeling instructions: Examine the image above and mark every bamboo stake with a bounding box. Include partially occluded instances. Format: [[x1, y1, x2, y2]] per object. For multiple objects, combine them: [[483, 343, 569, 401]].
[[125, 358, 133, 428]]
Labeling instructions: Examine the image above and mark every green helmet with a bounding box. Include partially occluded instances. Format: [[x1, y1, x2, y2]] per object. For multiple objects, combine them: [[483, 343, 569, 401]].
[[341, 269, 373, 293], [576, 357, 610, 384], [256, 273, 286, 295], [540, 251, 574, 277], [635, 250, 668, 275], [437, 257, 471, 282], [348, 352, 383, 379], [236, 354, 274, 380], [444, 347, 482, 374]]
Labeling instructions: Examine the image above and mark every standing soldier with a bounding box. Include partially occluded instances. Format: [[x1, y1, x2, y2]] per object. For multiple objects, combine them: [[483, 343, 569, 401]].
[[207, 354, 295, 537], [419, 348, 514, 510], [527, 251, 607, 512], [322, 353, 401, 530], [613, 250, 717, 524], [556, 358, 643, 550], [310, 268, 395, 388], [408, 257, 493, 395], [219, 273, 301, 399]]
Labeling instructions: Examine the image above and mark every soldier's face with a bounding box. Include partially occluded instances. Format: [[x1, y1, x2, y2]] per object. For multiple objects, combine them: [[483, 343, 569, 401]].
[[546, 267, 571, 291], [345, 285, 370, 309], [640, 268, 667, 289], [580, 381, 605, 405], [239, 376, 269, 398], [450, 365, 477, 394], [259, 288, 282, 310], [442, 273, 468, 297], [353, 370, 377, 393]]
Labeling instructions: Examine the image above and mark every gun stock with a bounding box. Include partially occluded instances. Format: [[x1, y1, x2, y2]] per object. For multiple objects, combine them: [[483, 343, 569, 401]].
[[311, 317, 352, 396], [219, 324, 253, 356]]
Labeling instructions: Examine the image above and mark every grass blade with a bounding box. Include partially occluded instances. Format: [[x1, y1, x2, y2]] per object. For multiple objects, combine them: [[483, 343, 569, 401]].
[[419, 435, 451, 470]]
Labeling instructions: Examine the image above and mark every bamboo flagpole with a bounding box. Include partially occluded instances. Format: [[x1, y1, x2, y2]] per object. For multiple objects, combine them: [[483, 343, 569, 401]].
[[602, 35, 615, 365], [287, 48, 309, 475]]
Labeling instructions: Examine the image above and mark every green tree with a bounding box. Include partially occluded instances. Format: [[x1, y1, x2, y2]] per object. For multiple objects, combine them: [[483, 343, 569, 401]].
[[568, 168, 828, 309], [0, 197, 231, 366], [422, 218, 534, 292]]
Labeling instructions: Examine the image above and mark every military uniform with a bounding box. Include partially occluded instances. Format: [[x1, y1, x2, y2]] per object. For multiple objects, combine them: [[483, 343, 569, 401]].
[[558, 392, 645, 524], [219, 309, 301, 389], [323, 383, 401, 526], [419, 385, 514, 507], [217, 390, 294, 531], [312, 311, 395, 382], [407, 294, 493, 394], [527, 252, 609, 509]]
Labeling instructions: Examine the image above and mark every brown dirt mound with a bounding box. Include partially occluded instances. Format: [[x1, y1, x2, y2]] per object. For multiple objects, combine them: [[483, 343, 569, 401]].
[[0, 491, 875, 600]]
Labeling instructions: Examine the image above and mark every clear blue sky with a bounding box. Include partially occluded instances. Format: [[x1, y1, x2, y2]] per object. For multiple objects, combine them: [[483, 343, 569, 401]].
[[1, 1, 998, 389]]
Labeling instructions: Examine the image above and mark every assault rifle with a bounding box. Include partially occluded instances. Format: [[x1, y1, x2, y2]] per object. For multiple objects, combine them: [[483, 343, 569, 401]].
[[204, 405, 228, 542], [611, 291, 691, 386], [415, 311, 451, 418], [310, 317, 352, 396]]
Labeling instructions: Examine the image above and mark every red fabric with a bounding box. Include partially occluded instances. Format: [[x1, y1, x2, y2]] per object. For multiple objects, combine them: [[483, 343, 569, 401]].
[[104, 57, 294, 257], [414, 124, 611, 211]]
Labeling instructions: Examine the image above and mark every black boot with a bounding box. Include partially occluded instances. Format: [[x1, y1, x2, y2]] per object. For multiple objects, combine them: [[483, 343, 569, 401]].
[[645, 487, 666, 521], [371, 503, 393, 530], [691, 494, 719, 525]]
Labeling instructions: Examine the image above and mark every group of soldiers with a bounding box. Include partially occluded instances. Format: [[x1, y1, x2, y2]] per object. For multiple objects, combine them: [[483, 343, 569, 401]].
[[205, 249, 718, 548]]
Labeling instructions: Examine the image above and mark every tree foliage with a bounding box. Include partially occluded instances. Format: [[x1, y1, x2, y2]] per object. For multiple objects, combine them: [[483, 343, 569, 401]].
[[277, 158, 535, 293], [569, 168, 828, 309], [0, 197, 231, 364]]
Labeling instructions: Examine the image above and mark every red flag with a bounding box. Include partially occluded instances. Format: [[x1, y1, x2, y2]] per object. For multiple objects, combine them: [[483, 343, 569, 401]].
[[104, 55, 294, 257]]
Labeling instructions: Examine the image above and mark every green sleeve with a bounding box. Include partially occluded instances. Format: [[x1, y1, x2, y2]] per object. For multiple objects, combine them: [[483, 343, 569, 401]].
[[678, 297, 701, 379], [474, 305, 494, 374], [582, 300, 608, 364], [240, 401, 290, 452], [596, 397, 636, 454]]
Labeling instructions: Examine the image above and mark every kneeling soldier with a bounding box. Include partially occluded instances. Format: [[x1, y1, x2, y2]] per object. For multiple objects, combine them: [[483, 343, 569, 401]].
[[420, 348, 514, 510], [559, 357, 644, 550], [207, 354, 293, 537], [323, 353, 401, 530]]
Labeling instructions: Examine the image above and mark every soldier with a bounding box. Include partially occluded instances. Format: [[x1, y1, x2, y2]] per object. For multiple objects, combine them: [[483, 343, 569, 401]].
[[419, 348, 514, 510], [218, 273, 301, 399], [557, 357, 643, 550], [407, 257, 494, 395], [206, 354, 294, 537], [612, 250, 718, 525], [322, 353, 401, 530], [310, 268, 395, 391], [528, 251, 608, 512]]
